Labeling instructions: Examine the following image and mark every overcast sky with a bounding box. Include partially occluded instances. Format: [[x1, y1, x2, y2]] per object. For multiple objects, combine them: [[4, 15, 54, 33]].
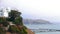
[[0, 0, 60, 23]]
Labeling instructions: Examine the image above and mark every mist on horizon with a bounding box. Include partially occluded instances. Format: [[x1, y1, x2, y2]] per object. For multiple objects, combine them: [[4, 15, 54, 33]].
[[0, 0, 60, 23]]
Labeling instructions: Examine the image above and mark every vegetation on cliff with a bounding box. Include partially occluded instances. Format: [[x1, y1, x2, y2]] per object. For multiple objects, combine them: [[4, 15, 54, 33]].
[[0, 9, 27, 34]]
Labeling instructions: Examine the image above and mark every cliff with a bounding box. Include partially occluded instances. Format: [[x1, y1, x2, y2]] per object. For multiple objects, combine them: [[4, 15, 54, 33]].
[[6, 29, 35, 34], [0, 9, 35, 34], [26, 29, 35, 34]]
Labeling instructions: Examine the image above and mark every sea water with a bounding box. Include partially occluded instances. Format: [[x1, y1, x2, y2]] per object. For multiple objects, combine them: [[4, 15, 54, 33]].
[[24, 24, 60, 34]]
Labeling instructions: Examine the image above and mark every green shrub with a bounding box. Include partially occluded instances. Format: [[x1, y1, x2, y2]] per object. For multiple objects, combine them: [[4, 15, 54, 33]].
[[0, 17, 8, 27], [8, 25, 20, 33], [8, 25, 28, 34], [14, 17, 23, 25], [22, 28, 27, 34], [23, 26, 27, 29], [0, 27, 6, 34]]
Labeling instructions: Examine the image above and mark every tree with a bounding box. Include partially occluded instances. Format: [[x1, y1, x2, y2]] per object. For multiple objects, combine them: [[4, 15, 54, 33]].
[[8, 10, 21, 21], [8, 10, 23, 25]]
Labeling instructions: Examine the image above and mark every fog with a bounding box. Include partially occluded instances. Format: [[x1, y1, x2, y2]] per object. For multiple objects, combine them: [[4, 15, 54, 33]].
[[0, 0, 60, 23]]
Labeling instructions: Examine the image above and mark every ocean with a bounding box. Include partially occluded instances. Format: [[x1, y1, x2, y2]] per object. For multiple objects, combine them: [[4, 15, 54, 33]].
[[24, 24, 60, 34]]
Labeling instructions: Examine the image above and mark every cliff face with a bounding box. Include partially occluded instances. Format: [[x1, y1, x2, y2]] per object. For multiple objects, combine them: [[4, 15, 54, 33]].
[[6, 29, 35, 34], [26, 29, 35, 34], [0, 9, 35, 34], [0, 11, 35, 34]]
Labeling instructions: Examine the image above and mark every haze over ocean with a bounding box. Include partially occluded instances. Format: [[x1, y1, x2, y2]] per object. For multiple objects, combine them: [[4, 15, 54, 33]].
[[0, 0, 60, 23]]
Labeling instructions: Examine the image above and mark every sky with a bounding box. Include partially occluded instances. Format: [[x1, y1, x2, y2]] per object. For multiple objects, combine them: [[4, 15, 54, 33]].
[[0, 0, 60, 23]]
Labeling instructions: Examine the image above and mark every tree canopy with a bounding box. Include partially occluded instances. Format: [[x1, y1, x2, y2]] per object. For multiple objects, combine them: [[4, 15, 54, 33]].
[[8, 10, 23, 25]]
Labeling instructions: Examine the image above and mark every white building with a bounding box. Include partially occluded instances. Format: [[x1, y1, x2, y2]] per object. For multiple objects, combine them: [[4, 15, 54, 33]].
[[0, 7, 11, 17]]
